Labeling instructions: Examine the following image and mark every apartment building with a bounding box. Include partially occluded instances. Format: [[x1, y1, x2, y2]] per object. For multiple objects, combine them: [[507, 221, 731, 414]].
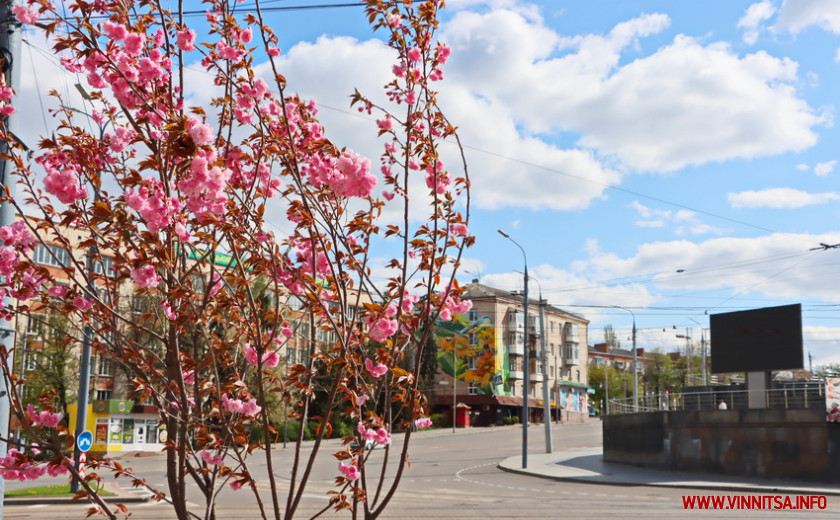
[[431, 281, 591, 426]]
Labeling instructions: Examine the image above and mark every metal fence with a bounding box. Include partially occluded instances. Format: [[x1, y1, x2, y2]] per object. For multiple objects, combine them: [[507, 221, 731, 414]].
[[606, 381, 826, 414]]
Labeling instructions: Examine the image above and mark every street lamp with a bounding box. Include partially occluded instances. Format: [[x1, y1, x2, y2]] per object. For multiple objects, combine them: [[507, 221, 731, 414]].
[[611, 306, 637, 412], [498, 229, 530, 469]]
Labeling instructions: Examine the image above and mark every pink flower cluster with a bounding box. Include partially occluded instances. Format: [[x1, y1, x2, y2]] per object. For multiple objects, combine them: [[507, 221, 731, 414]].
[[37, 152, 88, 204], [177, 151, 231, 217], [0, 221, 35, 251], [221, 394, 261, 417], [80, 23, 171, 110], [364, 358, 389, 378], [12, 4, 39, 25], [188, 117, 215, 146], [0, 449, 69, 481], [358, 422, 391, 445], [0, 74, 14, 117], [303, 149, 376, 199], [338, 461, 360, 481], [125, 178, 183, 234], [242, 343, 279, 368], [27, 404, 62, 428], [200, 449, 224, 466], [415, 417, 433, 429], [438, 294, 472, 322], [367, 317, 398, 343], [425, 160, 451, 195], [131, 264, 162, 288]]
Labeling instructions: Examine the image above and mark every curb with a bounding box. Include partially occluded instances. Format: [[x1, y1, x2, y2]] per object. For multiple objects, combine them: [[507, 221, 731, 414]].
[[4, 481, 153, 506]]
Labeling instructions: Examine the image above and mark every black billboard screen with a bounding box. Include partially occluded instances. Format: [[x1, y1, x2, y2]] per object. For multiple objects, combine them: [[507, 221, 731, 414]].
[[710, 304, 803, 374]]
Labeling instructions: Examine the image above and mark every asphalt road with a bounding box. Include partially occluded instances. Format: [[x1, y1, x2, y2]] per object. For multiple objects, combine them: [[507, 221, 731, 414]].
[[5, 421, 840, 519]]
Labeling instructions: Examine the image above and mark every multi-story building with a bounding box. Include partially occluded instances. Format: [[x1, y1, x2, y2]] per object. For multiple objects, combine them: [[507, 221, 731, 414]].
[[430, 281, 591, 426]]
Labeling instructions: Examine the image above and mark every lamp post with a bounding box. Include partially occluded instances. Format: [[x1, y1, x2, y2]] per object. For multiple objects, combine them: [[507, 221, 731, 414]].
[[611, 306, 637, 412], [498, 230, 529, 469]]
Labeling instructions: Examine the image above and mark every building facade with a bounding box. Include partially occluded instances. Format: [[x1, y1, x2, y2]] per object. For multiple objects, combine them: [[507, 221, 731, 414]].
[[430, 281, 591, 426]]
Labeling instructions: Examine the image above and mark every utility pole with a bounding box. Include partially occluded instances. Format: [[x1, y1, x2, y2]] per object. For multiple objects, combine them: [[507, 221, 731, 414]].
[[538, 293, 551, 453], [0, 2, 21, 516]]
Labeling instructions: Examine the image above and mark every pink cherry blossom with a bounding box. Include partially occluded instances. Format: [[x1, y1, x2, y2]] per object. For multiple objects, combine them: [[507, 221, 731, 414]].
[[176, 29, 197, 51], [377, 118, 393, 131], [368, 317, 397, 342], [364, 358, 388, 378], [437, 44, 451, 64], [200, 450, 224, 466], [415, 417, 433, 429], [338, 461, 360, 481], [131, 265, 162, 288], [43, 168, 88, 204], [183, 370, 195, 385], [356, 394, 369, 406], [162, 301, 177, 320], [103, 21, 128, 41], [47, 285, 68, 298], [12, 5, 40, 25], [188, 117, 215, 145], [73, 297, 93, 311], [451, 223, 468, 236], [123, 33, 146, 57], [407, 47, 422, 62]]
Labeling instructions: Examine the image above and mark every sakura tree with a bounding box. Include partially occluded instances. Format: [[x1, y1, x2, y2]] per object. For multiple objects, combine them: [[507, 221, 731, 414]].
[[0, 0, 472, 518]]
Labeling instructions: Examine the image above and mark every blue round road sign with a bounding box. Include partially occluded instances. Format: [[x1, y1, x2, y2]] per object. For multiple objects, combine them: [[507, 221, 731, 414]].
[[77, 430, 93, 452]]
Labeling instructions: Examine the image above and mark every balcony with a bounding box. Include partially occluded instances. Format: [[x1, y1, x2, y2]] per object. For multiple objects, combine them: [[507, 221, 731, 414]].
[[509, 370, 524, 380], [530, 372, 544, 382], [508, 343, 524, 356], [565, 355, 579, 366]]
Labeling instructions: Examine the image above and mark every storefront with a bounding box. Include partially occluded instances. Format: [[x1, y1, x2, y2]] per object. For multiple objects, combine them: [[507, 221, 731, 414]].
[[68, 400, 166, 454]]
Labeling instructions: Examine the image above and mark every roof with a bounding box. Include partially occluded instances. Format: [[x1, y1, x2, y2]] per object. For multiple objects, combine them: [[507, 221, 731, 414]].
[[461, 282, 588, 322]]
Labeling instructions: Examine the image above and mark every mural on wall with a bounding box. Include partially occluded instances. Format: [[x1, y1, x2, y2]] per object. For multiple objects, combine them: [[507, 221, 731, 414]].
[[435, 313, 510, 396]]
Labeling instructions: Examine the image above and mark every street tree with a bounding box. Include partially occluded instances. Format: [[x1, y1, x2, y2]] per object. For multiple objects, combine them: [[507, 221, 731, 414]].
[[0, 1, 471, 519]]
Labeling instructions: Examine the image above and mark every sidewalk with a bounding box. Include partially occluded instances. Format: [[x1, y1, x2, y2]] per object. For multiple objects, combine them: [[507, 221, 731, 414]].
[[499, 446, 840, 496]]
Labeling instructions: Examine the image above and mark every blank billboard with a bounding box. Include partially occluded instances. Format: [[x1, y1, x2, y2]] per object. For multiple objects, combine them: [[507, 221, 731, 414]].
[[710, 304, 803, 374]]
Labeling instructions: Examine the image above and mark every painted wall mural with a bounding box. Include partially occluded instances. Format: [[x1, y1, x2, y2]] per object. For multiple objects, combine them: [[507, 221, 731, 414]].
[[435, 313, 511, 396]]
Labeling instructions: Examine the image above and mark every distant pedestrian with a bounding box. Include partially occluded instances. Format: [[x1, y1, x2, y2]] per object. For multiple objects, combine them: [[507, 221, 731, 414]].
[[717, 399, 728, 410]]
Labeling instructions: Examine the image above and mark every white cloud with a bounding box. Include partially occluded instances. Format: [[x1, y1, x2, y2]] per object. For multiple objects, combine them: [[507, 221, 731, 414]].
[[575, 231, 840, 303], [728, 187, 840, 208], [814, 160, 836, 176], [796, 163, 810, 171], [774, 0, 840, 34], [442, 8, 826, 175], [631, 202, 724, 235], [738, 1, 778, 44]]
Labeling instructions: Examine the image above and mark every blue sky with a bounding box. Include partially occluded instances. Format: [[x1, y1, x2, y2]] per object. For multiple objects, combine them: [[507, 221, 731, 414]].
[[18, 0, 840, 366]]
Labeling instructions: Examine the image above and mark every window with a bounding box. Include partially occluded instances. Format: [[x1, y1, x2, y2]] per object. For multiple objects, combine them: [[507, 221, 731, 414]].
[[96, 390, 111, 400], [24, 351, 37, 372], [468, 309, 478, 322], [550, 342, 554, 355], [26, 314, 44, 336], [33, 244, 69, 267], [468, 332, 477, 346], [576, 370, 580, 382], [93, 255, 115, 277], [287, 348, 296, 364], [468, 382, 478, 395], [468, 357, 477, 370], [536, 359, 543, 374], [98, 354, 113, 376]]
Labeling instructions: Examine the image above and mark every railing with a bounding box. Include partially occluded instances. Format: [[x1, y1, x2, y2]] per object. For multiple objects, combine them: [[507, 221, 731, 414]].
[[604, 382, 826, 415]]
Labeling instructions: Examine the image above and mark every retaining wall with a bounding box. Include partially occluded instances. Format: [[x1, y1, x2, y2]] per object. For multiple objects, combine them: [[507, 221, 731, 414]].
[[603, 409, 840, 482]]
